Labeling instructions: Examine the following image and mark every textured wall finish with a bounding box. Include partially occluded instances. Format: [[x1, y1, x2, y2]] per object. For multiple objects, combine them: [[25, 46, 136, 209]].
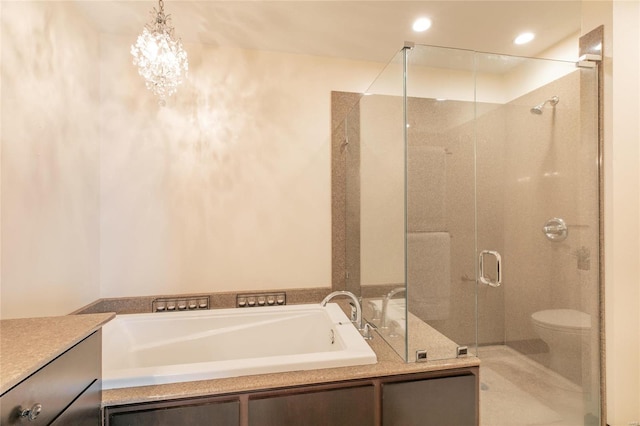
[[0, 2, 101, 319], [0, 2, 389, 313], [97, 34, 385, 298], [331, 91, 362, 293]]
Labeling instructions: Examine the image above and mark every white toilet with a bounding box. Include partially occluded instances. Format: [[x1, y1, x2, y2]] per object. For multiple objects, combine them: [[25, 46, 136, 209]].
[[531, 309, 591, 384]]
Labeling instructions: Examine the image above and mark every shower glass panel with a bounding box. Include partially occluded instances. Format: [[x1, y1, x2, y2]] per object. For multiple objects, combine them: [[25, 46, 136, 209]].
[[473, 51, 600, 425], [344, 43, 600, 423], [347, 49, 409, 361], [402, 44, 600, 424], [404, 46, 477, 362]]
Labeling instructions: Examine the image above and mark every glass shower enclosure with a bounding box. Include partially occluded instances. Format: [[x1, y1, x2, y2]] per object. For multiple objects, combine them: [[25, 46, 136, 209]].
[[337, 44, 600, 425]]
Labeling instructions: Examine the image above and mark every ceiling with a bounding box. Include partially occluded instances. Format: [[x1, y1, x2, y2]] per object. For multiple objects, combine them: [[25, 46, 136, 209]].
[[76, 1, 582, 64]]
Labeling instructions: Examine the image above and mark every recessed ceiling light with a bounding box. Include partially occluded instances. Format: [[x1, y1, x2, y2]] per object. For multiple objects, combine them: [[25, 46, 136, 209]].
[[412, 17, 432, 32], [514, 32, 535, 45]]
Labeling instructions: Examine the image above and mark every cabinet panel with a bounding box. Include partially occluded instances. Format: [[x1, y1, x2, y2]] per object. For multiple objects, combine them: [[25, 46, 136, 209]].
[[0, 331, 101, 425], [382, 374, 477, 426], [50, 379, 101, 426], [103, 368, 479, 426], [248, 385, 375, 426], [106, 399, 240, 426]]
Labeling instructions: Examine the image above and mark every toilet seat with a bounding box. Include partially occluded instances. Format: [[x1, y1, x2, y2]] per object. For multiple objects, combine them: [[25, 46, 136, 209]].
[[531, 309, 591, 331]]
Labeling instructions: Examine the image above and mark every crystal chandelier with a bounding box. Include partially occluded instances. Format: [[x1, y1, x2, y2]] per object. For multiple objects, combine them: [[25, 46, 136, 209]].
[[131, 0, 188, 105]]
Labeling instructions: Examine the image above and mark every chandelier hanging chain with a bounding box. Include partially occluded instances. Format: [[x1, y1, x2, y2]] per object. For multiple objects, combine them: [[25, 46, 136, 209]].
[[151, 0, 170, 34]]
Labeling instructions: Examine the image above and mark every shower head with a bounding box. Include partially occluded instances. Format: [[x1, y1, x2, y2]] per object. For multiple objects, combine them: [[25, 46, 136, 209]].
[[530, 96, 559, 114]]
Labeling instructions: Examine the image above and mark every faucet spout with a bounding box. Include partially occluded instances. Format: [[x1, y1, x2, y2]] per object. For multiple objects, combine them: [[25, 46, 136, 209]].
[[320, 290, 363, 331], [381, 286, 405, 328]]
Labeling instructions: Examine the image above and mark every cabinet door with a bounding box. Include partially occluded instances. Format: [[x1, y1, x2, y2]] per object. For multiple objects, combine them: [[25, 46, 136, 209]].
[[248, 385, 375, 426], [0, 331, 101, 426], [50, 380, 101, 426], [382, 374, 477, 426], [106, 399, 240, 426]]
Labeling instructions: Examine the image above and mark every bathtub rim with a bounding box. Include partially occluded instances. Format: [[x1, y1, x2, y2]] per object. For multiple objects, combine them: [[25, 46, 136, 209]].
[[102, 303, 377, 390]]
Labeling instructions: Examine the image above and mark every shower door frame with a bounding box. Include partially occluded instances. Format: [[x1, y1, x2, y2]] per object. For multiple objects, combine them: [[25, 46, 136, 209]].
[[403, 42, 603, 424], [332, 35, 604, 423]]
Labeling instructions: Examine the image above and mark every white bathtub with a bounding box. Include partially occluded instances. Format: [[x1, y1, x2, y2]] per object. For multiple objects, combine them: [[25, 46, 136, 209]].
[[102, 303, 377, 389]]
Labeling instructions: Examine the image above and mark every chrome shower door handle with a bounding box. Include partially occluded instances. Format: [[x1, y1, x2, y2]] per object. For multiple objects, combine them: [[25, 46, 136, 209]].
[[479, 250, 502, 288]]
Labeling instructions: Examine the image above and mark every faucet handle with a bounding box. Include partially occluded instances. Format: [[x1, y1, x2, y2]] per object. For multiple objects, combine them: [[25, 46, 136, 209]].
[[349, 302, 358, 322], [361, 323, 374, 340]]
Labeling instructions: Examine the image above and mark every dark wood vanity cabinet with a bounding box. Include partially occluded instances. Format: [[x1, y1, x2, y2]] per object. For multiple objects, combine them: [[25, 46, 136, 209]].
[[248, 383, 375, 426], [104, 367, 478, 426], [0, 331, 102, 426], [381, 373, 477, 426], [104, 384, 375, 426], [107, 398, 240, 426]]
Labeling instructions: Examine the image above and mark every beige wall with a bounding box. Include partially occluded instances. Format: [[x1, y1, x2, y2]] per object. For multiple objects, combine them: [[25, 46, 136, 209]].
[[612, 1, 640, 423], [0, 2, 101, 319], [0, 2, 390, 316], [97, 34, 385, 298], [583, 1, 640, 424], [0, 1, 3, 319], [359, 95, 405, 286]]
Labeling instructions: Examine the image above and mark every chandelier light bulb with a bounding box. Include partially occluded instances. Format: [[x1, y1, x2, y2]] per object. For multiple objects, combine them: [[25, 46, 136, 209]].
[[131, 0, 188, 105]]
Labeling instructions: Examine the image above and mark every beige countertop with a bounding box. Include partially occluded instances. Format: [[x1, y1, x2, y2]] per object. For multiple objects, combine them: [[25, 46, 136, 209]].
[[0, 306, 480, 408], [102, 308, 480, 407], [0, 312, 115, 394]]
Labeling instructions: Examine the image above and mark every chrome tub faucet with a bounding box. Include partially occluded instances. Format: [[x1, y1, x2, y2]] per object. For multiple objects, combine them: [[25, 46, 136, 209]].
[[381, 287, 405, 328], [320, 290, 364, 332]]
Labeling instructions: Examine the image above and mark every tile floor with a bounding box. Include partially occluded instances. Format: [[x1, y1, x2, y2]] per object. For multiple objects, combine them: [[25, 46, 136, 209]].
[[478, 345, 598, 426]]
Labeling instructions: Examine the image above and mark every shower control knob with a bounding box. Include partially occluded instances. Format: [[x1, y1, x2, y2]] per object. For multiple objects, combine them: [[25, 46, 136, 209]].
[[543, 217, 568, 242]]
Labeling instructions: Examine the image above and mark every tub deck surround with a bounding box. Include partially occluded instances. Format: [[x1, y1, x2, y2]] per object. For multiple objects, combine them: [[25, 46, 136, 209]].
[[73, 288, 331, 315], [102, 311, 478, 407], [0, 312, 115, 394]]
